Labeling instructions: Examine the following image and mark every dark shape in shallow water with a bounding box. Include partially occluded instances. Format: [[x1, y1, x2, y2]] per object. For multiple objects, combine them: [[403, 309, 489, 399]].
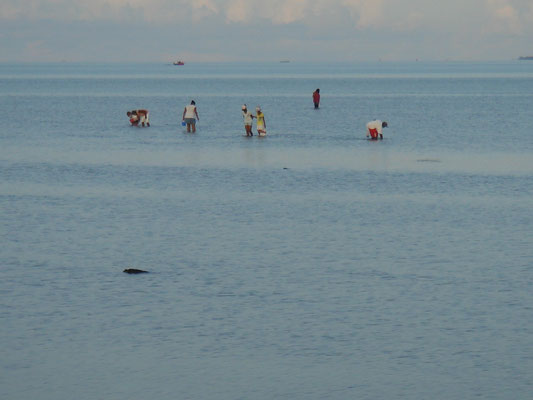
[[416, 159, 441, 163], [123, 268, 149, 274]]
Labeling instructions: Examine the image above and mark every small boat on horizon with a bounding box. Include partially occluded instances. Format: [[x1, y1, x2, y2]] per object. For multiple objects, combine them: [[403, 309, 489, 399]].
[[173, 61, 185, 65], [518, 56, 533, 60]]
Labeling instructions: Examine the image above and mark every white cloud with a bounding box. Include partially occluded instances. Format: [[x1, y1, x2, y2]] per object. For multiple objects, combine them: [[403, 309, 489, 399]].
[[483, 0, 533, 34], [0, 0, 182, 22], [190, 0, 219, 22], [341, 0, 384, 28], [218, 0, 391, 28], [193, 0, 219, 14], [224, 0, 313, 25], [0, 0, 389, 28], [485, 0, 522, 33], [225, 0, 251, 23], [1, 0, 533, 62], [272, 0, 309, 25], [3, 1, 532, 35]]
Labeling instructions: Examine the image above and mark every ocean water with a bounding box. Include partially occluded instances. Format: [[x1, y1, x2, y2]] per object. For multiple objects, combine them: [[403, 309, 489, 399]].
[[1, 61, 532, 399]]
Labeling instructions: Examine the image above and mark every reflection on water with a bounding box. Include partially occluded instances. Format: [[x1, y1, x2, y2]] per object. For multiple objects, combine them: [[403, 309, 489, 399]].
[[2, 145, 533, 175]]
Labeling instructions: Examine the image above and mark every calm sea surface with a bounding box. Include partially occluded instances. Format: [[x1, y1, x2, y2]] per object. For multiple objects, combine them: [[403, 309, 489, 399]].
[[1, 62, 532, 399]]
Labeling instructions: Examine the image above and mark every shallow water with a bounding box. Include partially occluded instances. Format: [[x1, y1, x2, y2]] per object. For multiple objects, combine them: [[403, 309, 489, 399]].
[[1, 61, 532, 399]]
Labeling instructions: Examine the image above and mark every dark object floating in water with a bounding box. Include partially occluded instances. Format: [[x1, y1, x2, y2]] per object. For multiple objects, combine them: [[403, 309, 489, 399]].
[[283, 167, 289, 169], [416, 159, 441, 163], [123, 268, 149, 274], [518, 56, 533, 60]]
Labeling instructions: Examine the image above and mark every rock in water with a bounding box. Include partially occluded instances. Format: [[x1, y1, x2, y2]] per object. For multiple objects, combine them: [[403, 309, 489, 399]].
[[123, 268, 149, 274]]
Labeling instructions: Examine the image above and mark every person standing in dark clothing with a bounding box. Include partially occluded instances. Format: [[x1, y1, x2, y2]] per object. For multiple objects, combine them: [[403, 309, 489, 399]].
[[313, 88, 320, 109]]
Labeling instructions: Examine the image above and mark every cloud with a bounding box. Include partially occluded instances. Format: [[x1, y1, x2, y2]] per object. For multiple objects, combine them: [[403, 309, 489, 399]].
[[0, 0, 388, 28], [191, 0, 219, 21], [0, 0, 531, 32], [0, 0, 181, 22], [341, 0, 384, 28], [225, 0, 251, 23], [220, 0, 391, 28], [483, 0, 533, 34], [224, 0, 311, 25], [272, 0, 309, 25], [1, 0, 533, 62], [193, 0, 219, 13], [485, 0, 522, 33]]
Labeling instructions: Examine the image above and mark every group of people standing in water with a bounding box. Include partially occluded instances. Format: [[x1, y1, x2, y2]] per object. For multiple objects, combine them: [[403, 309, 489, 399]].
[[127, 88, 388, 139]]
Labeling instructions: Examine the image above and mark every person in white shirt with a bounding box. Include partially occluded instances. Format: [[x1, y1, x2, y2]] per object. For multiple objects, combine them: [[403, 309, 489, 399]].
[[366, 120, 388, 140], [182, 100, 199, 133], [242, 104, 255, 136]]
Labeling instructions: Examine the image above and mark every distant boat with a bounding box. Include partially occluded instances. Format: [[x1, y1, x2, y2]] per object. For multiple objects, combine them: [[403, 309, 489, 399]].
[[518, 56, 533, 60], [279, 60, 290, 63], [173, 61, 185, 65]]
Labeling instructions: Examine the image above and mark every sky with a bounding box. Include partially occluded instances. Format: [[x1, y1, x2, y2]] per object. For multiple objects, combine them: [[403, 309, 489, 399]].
[[1, 0, 533, 62]]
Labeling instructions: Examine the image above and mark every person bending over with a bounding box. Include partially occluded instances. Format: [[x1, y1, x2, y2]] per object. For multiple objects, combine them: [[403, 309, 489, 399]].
[[127, 109, 150, 127], [366, 120, 388, 140]]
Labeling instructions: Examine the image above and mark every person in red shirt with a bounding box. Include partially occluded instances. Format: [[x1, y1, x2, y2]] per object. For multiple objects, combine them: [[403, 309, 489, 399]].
[[313, 88, 320, 109]]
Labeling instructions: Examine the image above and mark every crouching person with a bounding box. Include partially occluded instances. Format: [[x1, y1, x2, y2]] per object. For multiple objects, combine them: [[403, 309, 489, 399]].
[[366, 120, 387, 140], [127, 109, 150, 127]]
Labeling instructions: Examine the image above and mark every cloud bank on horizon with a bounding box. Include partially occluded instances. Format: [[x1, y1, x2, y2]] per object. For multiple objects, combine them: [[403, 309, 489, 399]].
[[1, 0, 532, 61]]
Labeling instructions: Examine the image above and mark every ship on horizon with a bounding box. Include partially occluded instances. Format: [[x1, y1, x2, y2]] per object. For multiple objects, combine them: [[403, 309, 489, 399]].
[[518, 56, 533, 60]]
